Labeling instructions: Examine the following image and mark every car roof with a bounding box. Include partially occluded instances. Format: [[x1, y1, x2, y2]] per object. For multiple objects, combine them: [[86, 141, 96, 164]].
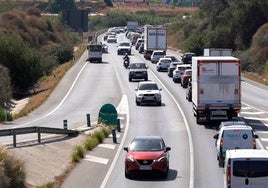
[[220, 125, 253, 131], [139, 80, 157, 84], [220, 121, 247, 127], [226, 149, 268, 159]]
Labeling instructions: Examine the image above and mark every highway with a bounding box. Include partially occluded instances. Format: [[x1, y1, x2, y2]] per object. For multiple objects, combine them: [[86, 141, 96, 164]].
[[1, 33, 268, 188]]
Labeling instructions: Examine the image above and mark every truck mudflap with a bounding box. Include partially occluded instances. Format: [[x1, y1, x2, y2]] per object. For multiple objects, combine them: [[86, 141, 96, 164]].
[[194, 105, 240, 124]]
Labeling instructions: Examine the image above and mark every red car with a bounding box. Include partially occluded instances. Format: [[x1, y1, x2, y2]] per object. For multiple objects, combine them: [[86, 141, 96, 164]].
[[124, 136, 171, 179], [181, 69, 192, 88]]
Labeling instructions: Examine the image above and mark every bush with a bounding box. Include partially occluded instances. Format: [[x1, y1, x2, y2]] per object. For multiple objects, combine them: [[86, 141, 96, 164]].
[[84, 137, 99, 151], [92, 131, 105, 143], [0, 146, 25, 188]]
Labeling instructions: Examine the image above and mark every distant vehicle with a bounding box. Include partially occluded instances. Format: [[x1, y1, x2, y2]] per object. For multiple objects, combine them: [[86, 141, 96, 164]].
[[135, 38, 144, 50], [181, 69, 192, 88], [124, 136, 171, 178], [144, 25, 167, 60], [107, 35, 117, 43], [127, 21, 138, 32], [224, 149, 268, 188], [117, 41, 132, 55], [203, 48, 232, 56], [213, 123, 258, 167], [167, 61, 182, 77], [128, 62, 148, 82], [191, 56, 241, 124], [186, 81, 192, 102], [156, 58, 172, 72], [172, 64, 191, 83], [87, 43, 102, 63], [164, 55, 180, 62], [102, 43, 108, 53], [151, 50, 165, 63], [135, 81, 162, 106], [138, 42, 144, 54], [181, 52, 196, 64]]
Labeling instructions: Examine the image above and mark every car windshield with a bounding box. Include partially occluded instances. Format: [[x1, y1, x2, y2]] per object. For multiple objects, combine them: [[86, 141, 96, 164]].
[[130, 63, 146, 69], [120, 42, 130, 46], [130, 139, 164, 151], [139, 83, 159, 90]]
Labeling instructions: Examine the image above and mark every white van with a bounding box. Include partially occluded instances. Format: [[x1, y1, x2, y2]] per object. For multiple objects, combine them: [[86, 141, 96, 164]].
[[213, 123, 258, 167], [224, 149, 268, 188]]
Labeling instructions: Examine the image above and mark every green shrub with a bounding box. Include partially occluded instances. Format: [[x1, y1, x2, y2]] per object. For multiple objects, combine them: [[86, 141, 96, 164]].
[[84, 137, 99, 151], [102, 127, 112, 138], [92, 131, 105, 143]]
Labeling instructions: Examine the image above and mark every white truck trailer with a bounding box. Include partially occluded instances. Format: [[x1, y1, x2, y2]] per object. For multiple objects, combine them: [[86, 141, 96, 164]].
[[127, 21, 138, 32], [191, 56, 241, 124], [143, 26, 167, 60], [203, 48, 232, 56]]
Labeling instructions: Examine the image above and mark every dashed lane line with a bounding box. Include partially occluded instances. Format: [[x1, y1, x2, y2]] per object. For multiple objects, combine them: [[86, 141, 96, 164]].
[[99, 143, 116, 150], [84, 155, 109, 165], [240, 111, 266, 115]]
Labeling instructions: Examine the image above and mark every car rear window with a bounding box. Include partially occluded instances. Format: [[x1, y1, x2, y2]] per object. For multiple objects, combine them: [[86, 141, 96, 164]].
[[233, 161, 268, 178]]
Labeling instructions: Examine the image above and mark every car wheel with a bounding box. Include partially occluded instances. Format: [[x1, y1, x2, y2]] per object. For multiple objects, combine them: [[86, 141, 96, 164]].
[[157, 101, 161, 106], [125, 167, 131, 179], [162, 169, 169, 178], [219, 160, 224, 168], [145, 76, 148, 81], [129, 77, 132, 82]]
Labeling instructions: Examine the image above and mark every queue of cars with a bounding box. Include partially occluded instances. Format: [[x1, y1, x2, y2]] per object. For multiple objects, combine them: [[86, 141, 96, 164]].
[[106, 28, 268, 185]]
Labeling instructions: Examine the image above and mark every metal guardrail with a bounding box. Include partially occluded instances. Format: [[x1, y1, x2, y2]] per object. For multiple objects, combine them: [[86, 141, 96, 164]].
[[0, 126, 79, 147]]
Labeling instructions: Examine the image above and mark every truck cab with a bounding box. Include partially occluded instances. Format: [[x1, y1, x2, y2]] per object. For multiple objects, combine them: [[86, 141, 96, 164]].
[[87, 43, 102, 63]]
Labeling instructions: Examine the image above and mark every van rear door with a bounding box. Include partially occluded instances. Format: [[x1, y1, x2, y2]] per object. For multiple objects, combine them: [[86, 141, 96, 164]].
[[231, 159, 268, 188], [222, 129, 253, 152]]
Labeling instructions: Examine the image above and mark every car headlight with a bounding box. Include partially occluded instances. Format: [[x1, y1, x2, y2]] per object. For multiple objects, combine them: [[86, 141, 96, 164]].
[[126, 155, 135, 162], [154, 155, 168, 163]]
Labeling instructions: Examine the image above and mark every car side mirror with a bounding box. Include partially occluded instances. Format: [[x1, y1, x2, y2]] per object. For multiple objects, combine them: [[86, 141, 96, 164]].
[[159, 88, 162, 91], [166, 147, 171, 152], [213, 134, 219, 139], [124, 147, 128, 152], [255, 135, 259, 139], [135, 88, 138, 91]]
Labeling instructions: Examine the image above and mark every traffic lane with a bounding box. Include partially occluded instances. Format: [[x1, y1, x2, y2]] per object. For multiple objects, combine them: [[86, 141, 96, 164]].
[[140, 53, 224, 188], [104, 79, 191, 188], [101, 41, 191, 188], [241, 78, 268, 111], [0, 49, 122, 145]]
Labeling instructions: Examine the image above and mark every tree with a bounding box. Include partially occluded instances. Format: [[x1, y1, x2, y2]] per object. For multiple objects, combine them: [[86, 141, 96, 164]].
[[0, 64, 12, 110], [49, 0, 76, 13]]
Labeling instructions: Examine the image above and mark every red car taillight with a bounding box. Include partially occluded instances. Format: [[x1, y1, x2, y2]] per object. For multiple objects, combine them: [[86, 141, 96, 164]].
[[227, 166, 231, 185]]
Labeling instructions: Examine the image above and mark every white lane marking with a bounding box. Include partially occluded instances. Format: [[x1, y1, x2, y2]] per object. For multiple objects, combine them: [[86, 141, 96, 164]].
[[243, 116, 268, 121], [241, 107, 251, 110], [84, 155, 109, 165], [249, 123, 268, 127], [99, 144, 115, 150], [240, 111, 266, 115], [260, 138, 268, 142], [256, 131, 268, 134]]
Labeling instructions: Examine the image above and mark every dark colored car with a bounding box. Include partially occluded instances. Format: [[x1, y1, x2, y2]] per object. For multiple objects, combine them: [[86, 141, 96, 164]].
[[124, 136, 171, 178], [138, 42, 144, 54], [181, 69, 192, 88], [128, 63, 148, 82], [181, 52, 196, 64]]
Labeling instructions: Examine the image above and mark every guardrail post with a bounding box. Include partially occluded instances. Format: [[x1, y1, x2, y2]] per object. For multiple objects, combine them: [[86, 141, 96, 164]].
[[112, 128, 117, 143], [13, 130, 16, 147], [37, 127, 41, 143], [117, 118, 121, 132], [87, 114, 91, 127], [63, 119, 67, 129]]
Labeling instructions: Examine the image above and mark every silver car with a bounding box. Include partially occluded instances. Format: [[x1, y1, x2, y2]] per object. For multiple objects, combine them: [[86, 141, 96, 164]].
[[135, 81, 162, 106]]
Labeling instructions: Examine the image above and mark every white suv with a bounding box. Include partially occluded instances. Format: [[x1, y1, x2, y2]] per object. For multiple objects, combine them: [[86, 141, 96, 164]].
[[135, 81, 162, 106], [213, 122, 259, 167]]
